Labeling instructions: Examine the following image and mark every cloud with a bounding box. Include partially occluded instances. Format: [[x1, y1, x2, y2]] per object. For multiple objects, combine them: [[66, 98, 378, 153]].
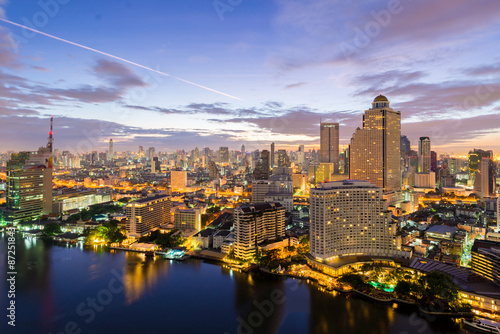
[[284, 82, 308, 89], [463, 63, 500, 77], [92, 59, 147, 88]]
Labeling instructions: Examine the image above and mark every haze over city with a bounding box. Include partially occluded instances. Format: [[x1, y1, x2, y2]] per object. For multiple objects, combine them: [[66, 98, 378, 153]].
[[1, 0, 500, 153]]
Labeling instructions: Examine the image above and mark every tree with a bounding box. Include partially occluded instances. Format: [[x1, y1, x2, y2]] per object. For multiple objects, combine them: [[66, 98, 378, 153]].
[[44, 222, 62, 236], [420, 271, 458, 301], [395, 281, 412, 296]]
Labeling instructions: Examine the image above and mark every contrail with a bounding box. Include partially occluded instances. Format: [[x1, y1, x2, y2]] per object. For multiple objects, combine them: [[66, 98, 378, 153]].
[[0, 18, 242, 100]]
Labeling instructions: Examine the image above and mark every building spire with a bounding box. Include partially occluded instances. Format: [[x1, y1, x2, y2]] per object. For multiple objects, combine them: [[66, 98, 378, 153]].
[[47, 115, 54, 153]]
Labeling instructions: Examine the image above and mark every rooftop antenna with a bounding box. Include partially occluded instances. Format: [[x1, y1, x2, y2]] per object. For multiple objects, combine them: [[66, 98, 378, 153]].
[[47, 115, 54, 153]]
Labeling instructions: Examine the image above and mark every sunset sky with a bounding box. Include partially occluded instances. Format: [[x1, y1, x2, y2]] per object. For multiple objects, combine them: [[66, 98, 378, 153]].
[[1, 0, 499, 154]]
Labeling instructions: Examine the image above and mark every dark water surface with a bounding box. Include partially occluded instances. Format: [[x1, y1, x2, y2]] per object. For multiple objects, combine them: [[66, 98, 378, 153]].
[[1, 235, 471, 334]]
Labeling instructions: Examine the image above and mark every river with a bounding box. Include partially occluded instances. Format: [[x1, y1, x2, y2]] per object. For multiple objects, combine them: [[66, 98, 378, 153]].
[[0, 234, 471, 334]]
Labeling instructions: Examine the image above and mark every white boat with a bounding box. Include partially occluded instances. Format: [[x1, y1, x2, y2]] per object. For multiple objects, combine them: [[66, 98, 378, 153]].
[[464, 318, 500, 333]]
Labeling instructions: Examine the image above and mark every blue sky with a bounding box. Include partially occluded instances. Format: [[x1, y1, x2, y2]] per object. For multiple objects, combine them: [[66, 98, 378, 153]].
[[1, 0, 500, 154]]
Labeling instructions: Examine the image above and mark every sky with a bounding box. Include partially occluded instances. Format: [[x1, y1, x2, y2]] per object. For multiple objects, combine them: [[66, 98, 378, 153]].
[[0, 0, 499, 155]]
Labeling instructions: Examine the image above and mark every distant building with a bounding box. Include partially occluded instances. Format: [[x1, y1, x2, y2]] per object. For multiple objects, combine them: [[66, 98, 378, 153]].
[[418, 137, 431, 173], [474, 157, 496, 198], [349, 95, 401, 192], [108, 139, 114, 161], [310, 180, 407, 261], [415, 172, 436, 189], [468, 149, 493, 186], [126, 195, 171, 238], [234, 203, 285, 261], [320, 122, 339, 172], [174, 207, 202, 232], [219, 147, 229, 164], [277, 150, 290, 167], [170, 170, 187, 189], [251, 172, 293, 212], [253, 150, 270, 180]]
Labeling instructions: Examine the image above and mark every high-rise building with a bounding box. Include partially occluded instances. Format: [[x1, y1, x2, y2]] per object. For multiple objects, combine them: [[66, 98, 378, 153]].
[[170, 170, 187, 189], [471, 240, 500, 286], [151, 157, 160, 173], [349, 95, 401, 191], [253, 150, 270, 180], [234, 203, 285, 261], [400, 135, 411, 154], [126, 195, 171, 238], [219, 147, 229, 165], [497, 198, 500, 232], [138, 146, 144, 157], [271, 142, 275, 167], [241, 144, 246, 154], [430, 151, 437, 172], [474, 157, 496, 198], [108, 139, 114, 161], [148, 147, 155, 160], [418, 137, 431, 173], [469, 149, 493, 186], [320, 123, 339, 172], [309, 180, 406, 261], [208, 161, 219, 179], [277, 149, 290, 167]]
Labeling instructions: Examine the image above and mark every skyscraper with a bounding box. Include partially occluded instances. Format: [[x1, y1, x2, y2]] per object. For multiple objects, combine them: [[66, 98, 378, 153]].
[[108, 139, 114, 161], [148, 147, 155, 161], [349, 95, 401, 191], [253, 150, 270, 180], [270, 142, 275, 168], [418, 137, 431, 173], [219, 146, 229, 164], [474, 157, 496, 198], [468, 149, 493, 186], [400, 135, 410, 154], [277, 149, 290, 167], [320, 122, 339, 172]]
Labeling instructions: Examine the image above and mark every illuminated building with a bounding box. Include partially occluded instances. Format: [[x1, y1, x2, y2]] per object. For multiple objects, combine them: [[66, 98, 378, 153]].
[[349, 95, 401, 192], [471, 240, 500, 286], [208, 161, 219, 179], [174, 207, 202, 232], [253, 150, 270, 180], [108, 139, 113, 161], [473, 157, 496, 198], [418, 137, 431, 173], [315, 163, 334, 183], [170, 170, 187, 189], [219, 146, 229, 164], [252, 171, 293, 212], [468, 149, 493, 186], [320, 122, 339, 172], [277, 149, 290, 167], [309, 180, 408, 261], [126, 195, 171, 238], [234, 203, 285, 261], [270, 142, 275, 167]]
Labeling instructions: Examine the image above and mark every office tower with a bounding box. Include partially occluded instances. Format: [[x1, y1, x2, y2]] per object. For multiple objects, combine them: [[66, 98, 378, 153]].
[[271, 142, 275, 167], [309, 180, 405, 261], [297, 145, 305, 164], [234, 203, 285, 261], [148, 147, 155, 160], [469, 149, 493, 186], [277, 149, 290, 167], [138, 146, 144, 157], [320, 122, 340, 172], [170, 170, 188, 189], [471, 240, 500, 285], [446, 158, 460, 174], [474, 158, 496, 198], [349, 95, 401, 191], [430, 151, 437, 172], [91, 151, 98, 165], [108, 139, 114, 161], [418, 137, 431, 173], [208, 161, 219, 179], [4, 152, 45, 222], [174, 207, 202, 232], [253, 150, 270, 180], [400, 135, 411, 154], [241, 144, 245, 154], [126, 195, 171, 238], [219, 146, 229, 164], [151, 157, 160, 173]]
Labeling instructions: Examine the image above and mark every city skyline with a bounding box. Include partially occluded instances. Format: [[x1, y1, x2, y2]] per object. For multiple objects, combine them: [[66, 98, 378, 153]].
[[0, 1, 500, 153]]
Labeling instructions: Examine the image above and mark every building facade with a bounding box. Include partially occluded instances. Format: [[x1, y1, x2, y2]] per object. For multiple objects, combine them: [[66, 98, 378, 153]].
[[126, 195, 171, 238], [472, 240, 500, 286], [174, 207, 202, 232], [349, 95, 401, 192], [418, 137, 431, 173], [310, 180, 407, 261], [234, 203, 285, 261], [320, 122, 340, 172]]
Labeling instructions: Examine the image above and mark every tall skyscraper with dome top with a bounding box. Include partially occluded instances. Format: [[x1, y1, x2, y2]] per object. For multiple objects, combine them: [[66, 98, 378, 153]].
[[349, 95, 401, 192]]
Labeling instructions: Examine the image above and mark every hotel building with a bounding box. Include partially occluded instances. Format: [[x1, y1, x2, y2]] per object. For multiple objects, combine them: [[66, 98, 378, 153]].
[[310, 180, 407, 261], [234, 203, 285, 261], [126, 195, 171, 238], [472, 240, 500, 286]]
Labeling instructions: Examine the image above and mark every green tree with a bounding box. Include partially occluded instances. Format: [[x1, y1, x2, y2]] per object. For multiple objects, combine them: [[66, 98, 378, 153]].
[[44, 222, 62, 236]]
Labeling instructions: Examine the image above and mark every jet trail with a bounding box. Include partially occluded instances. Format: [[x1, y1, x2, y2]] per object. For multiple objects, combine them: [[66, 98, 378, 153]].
[[0, 18, 241, 100]]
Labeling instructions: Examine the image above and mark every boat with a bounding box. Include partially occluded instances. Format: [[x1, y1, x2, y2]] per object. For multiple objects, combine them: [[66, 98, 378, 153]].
[[464, 318, 500, 333]]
